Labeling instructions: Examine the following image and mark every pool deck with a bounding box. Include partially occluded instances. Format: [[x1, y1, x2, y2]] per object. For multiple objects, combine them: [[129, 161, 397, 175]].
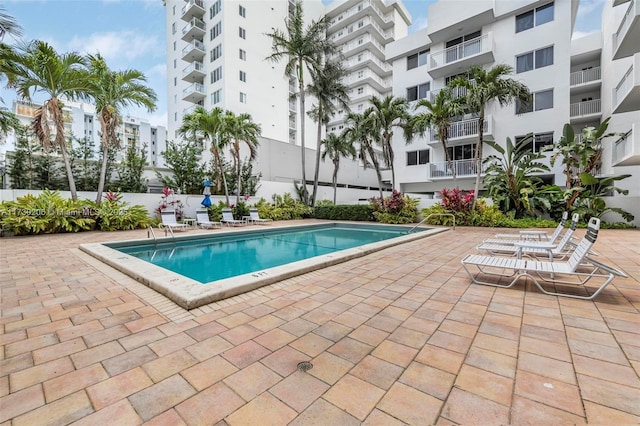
[[0, 221, 639, 425]]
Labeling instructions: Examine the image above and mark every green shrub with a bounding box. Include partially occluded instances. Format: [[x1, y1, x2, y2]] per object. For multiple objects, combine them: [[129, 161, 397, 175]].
[[370, 192, 419, 224], [420, 202, 557, 228], [314, 204, 373, 221], [91, 192, 152, 231]]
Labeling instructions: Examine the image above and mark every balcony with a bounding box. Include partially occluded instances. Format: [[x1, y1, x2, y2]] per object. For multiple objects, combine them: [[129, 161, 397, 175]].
[[182, 82, 206, 103], [614, 0, 631, 5], [429, 85, 470, 103], [181, 39, 205, 62], [181, 0, 205, 22], [613, 0, 640, 60], [181, 18, 206, 42], [346, 69, 390, 92], [612, 53, 640, 113], [612, 125, 640, 166], [341, 34, 386, 58], [569, 99, 602, 123], [344, 51, 392, 75], [427, 33, 495, 79], [182, 61, 205, 82], [570, 67, 602, 94], [429, 116, 492, 143], [428, 159, 485, 180]]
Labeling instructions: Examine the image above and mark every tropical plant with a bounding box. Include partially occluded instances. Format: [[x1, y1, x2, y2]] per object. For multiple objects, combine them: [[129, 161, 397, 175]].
[[155, 187, 184, 220], [440, 187, 475, 213], [85, 53, 157, 203], [572, 173, 634, 223], [156, 139, 206, 194], [224, 111, 261, 205], [266, 0, 336, 205], [306, 59, 350, 205], [116, 143, 148, 193], [483, 135, 550, 218], [0, 8, 22, 142], [369, 190, 418, 224], [90, 191, 152, 231], [7, 125, 39, 189], [365, 96, 412, 190], [0, 6, 23, 42], [180, 106, 230, 204], [410, 88, 465, 187], [450, 64, 531, 208], [4, 41, 91, 200], [343, 112, 385, 198], [70, 136, 99, 191], [320, 132, 355, 205]]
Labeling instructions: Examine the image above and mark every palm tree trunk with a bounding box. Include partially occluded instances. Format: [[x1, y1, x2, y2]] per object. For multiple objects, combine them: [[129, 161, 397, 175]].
[[235, 144, 241, 206], [213, 148, 230, 206], [298, 69, 308, 205], [311, 116, 322, 206], [54, 113, 77, 201], [95, 115, 109, 203], [472, 111, 485, 209], [442, 137, 457, 188], [368, 145, 384, 199], [332, 158, 339, 205]]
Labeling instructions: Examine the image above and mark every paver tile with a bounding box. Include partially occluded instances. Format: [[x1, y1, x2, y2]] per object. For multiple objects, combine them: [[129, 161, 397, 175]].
[[440, 387, 509, 425], [323, 374, 385, 421], [269, 370, 330, 412], [348, 324, 389, 346], [515, 370, 584, 416], [222, 340, 271, 368], [0, 385, 45, 423], [86, 367, 153, 410], [32, 337, 86, 364], [454, 364, 513, 406], [327, 336, 372, 363], [71, 340, 125, 369], [399, 361, 455, 400], [289, 398, 359, 426], [143, 409, 188, 426], [465, 346, 517, 379], [223, 362, 282, 401], [253, 328, 296, 351], [142, 349, 198, 383], [510, 395, 585, 425], [227, 392, 297, 426], [371, 340, 417, 367], [102, 345, 158, 376], [185, 335, 234, 362], [43, 363, 108, 402], [11, 391, 92, 425], [415, 343, 465, 374], [290, 333, 333, 357], [518, 351, 577, 385], [362, 409, 405, 426], [9, 357, 74, 392], [378, 382, 442, 425], [260, 345, 310, 377], [147, 332, 197, 357], [72, 399, 142, 426], [577, 373, 640, 416], [584, 401, 640, 425], [181, 355, 238, 391], [128, 374, 196, 421], [175, 382, 244, 425], [351, 355, 404, 391]]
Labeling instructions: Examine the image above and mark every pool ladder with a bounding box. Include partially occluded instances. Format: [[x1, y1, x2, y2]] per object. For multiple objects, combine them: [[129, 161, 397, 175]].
[[147, 225, 176, 244], [407, 213, 456, 233]]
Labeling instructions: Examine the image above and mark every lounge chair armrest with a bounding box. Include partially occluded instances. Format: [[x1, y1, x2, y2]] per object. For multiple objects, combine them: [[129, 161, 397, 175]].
[[519, 230, 548, 235], [584, 256, 628, 278], [513, 241, 556, 250]]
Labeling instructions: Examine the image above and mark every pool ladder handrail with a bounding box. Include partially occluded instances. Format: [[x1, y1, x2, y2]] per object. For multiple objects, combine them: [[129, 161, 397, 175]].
[[407, 213, 456, 233], [147, 226, 157, 244]]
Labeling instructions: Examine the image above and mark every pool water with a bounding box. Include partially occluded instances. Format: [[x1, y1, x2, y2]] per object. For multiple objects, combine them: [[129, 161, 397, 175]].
[[117, 224, 422, 284]]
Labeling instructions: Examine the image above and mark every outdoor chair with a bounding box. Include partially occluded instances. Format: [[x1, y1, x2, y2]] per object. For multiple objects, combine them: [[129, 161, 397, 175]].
[[196, 210, 222, 229], [247, 208, 272, 225], [221, 208, 247, 227], [461, 217, 628, 300], [484, 211, 569, 245], [160, 211, 190, 234]]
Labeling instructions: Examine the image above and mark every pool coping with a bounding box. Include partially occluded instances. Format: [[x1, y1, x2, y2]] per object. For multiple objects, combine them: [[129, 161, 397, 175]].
[[79, 222, 448, 309]]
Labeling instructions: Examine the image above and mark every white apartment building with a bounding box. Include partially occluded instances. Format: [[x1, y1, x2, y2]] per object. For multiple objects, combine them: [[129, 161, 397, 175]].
[[2, 100, 167, 169], [386, 0, 640, 224], [324, 0, 411, 133]]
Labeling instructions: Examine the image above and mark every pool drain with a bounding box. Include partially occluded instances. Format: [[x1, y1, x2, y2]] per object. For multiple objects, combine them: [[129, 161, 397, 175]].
[[297, 361, 313, 372]]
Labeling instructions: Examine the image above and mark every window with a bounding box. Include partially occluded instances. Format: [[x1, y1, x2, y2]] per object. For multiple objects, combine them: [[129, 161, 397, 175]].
[[515, 132, 553, 153], [447, 143, 477, 161], [239, 70, 246, 82], [516, 46, 553, 73], [173, 41, 176, 51], [357, 87, 364, 95], [210, 21, 222, 40], [406, 82, 430, 101], [210, 0, 221, 19], [239, 5, 246, 17], [516, 89, 553, 113], [239, 49, 246, 60], [171, 22, 176, 34], [358, 103, 364, 111], [172, 5, 175, 15], [240, 92, 247, 103], [212, 89, 222, 105], [358, 37, 363, 45], [358, 20, 364, 28], [357, 70, 364, 78], [211, 66, 222, 83], [174, 112, 177, 121], [239, 27, 246, 39], [407, 49, 430, 70], [407, 150, 429, 166], [173, 77, 177, 86], [173, 59, 176, 69], [210, 44, 222, 62], [516, 2, 554, 33]]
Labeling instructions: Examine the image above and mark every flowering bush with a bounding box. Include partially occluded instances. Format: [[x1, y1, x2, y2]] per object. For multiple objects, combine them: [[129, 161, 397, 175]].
[[370, 190, 405, 214], [369, 190, 418, 224], [155, 188, 184, 220], [440, 188, 475, 213]]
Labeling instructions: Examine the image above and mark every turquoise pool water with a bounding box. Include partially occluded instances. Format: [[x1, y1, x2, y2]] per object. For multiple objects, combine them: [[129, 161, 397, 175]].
[[116, 223, 424, 284]]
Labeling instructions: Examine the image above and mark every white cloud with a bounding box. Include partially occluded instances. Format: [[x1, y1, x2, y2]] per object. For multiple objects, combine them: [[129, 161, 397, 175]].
[[67, 31, 161, 64], [577, 0, 606, 18], [411, 15, 428, 32], [145, 111, 168, 128], [146, 63, 167, 79], [572, 29, 599, 40]]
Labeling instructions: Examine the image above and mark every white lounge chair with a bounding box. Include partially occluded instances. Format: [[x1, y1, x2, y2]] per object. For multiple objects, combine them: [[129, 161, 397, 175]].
[[196, 210, 222, 229], [160, 211, 190, 233], [461, 218, 628, 300], [221, 208, 246, 227], [477, 213, 580, 261], [247, 208, 272, 225], [485, 211, 569, 244]]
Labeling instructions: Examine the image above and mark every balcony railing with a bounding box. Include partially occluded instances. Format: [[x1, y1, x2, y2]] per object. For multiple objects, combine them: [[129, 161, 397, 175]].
[[430, 117, 487, 140], [614, 65, 634, 108], [182, 61, 204, 77], [570, 99, 601, 117], [183, 82, 205, 97], [182, 18, 205, 36], [613, 129, 633, 164], [182, 39, 205, 56], [181, 0, 204, 15], [429, 159, 484, 178], [570, 67, 601, 86], [430, 34, 490, 69], [614, 0, 635, 52]]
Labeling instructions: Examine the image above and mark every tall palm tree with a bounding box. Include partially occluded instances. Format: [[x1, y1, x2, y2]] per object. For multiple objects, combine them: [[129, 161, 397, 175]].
[[180, 106, 231, 205], [322, 132, 355, 205], [224, 111, 261, 205], [343, 111, 384, 199], [86, 54, 157, 203], [266, 0, 335, 205], [450, 64, 530, 208], [365, 96, 412, 190], [411, 88, 464, 187], [0, 6, 23, 42], [0, 6, 22, 138], [306, 59, 350, 206], [4, 41, 90, 200]]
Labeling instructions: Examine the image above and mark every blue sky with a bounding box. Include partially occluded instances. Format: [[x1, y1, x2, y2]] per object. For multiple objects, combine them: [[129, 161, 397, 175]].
[[3, 0, 606, 127]]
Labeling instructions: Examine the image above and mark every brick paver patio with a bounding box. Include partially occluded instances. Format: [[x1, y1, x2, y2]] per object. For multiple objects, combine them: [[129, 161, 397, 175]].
[[1, 223, 638, 425]]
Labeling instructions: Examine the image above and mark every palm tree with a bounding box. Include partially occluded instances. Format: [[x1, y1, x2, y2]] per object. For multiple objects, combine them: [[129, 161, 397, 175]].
[[306, 59, 350, 206], [0, 7, 22, 138], [224, 111, 261, 205], [86, 54, 156, 203], [343, 111, 384, 199], [4, 41, 90, 200], [450, 64, 530, 208], [365, 96, 412, 190], [322, 132, 355, 204], [411, 88, 464, 187], [0, 6, 23, 42], [180, 106, 231, 205], [266, 0, 335, 205]]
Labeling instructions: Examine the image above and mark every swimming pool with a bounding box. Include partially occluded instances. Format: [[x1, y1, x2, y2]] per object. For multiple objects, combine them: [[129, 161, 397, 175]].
[[80, 222, 446, 309]]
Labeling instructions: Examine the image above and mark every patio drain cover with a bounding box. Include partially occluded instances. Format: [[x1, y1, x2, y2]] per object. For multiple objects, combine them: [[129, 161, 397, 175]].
[[297, 361, 313, 372]]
